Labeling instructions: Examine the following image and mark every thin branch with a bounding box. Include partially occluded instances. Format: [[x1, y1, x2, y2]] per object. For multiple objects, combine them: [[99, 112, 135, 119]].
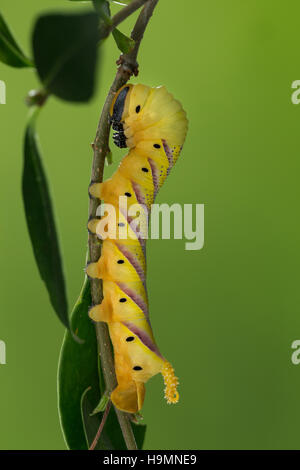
[[88, 0, 159, 451], [89, 401, 112, 451], [100, 0, 148, 39], [119, 0, 159, 72], [111, 0, 148, 30]]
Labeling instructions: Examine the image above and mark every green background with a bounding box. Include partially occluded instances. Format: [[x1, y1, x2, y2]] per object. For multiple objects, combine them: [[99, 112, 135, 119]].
[[1, 0, 300, 450]]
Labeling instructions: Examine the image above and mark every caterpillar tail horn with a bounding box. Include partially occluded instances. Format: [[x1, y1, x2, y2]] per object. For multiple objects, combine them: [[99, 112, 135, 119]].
[[162, 361, 179, 404]]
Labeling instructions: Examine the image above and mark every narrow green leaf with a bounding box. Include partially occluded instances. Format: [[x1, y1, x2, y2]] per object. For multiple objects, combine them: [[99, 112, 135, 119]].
[[22, 109, 69, 329], [112, 28, 135, 54], [0, 13, 33, 67], [58, 277, 146, 449], [81, 387, 113, 450], [32, 12, 101, 102], [58, 279, 96, 449], [93, 0, 112, 24]]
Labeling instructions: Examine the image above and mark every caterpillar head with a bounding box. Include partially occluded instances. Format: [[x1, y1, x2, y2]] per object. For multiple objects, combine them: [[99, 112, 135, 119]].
[[110, 84, 151, 149], [110, 85, 131, 148]]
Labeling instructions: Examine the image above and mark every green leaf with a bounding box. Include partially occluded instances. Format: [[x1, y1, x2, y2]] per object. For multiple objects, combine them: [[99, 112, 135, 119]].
[[22, 109, 69, 330], [112, 28, 135, 54], [58, 277, 146, 449], [68, 0, 112, 25], [0, 13, 33, 67], [93, 0, 112, 24], [32, 12, 101, 102]]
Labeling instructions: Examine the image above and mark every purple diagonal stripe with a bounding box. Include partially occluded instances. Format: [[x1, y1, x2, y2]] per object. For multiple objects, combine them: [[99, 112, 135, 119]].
[[132, 181, 146, 206], [148, 157, 159, 200], [116, 243, 145, 282], [162, 139, 173, 175], [117, 282, 149, 317], [123, 321, 164, 359]]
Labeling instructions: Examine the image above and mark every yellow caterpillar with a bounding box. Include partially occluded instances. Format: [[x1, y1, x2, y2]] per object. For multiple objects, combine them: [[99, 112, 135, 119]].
[[87, 84, 188, 414]]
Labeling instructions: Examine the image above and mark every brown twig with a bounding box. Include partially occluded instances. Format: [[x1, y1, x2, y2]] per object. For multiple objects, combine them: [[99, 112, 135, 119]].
[[108, 0, 148, 32], [88, 0, 159, 451], [89, 401, 112, 451]]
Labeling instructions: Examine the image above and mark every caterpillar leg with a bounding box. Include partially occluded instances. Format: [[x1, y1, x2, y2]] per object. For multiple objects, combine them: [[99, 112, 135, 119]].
[[89, 182, 102, 199], [87, 217, 100, 234], [110, 381, 145, 414], [85, 262, 100, 279]]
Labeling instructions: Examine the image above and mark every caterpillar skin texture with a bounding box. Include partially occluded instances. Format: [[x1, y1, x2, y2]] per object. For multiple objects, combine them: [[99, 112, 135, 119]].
[[87, 84, 188, 414]]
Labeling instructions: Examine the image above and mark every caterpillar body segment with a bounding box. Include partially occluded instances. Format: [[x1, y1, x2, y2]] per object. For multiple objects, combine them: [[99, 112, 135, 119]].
[[88, 84, 188, 413]]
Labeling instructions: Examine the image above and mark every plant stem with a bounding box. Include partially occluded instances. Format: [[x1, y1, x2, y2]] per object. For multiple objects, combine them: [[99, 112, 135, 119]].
[[100, 0, 149, 39], [88, 0, 159, 451]]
